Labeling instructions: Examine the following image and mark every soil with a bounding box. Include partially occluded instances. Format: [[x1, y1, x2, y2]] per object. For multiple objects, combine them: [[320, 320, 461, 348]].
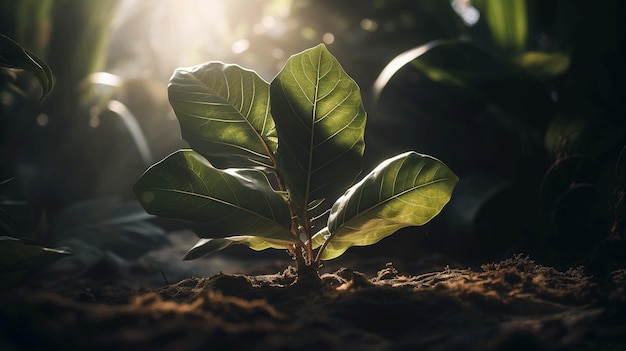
[[1, 231, 626, 351]]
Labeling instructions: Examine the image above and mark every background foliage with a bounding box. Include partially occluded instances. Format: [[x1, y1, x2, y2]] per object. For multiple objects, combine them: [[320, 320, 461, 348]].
[[1, 0, 625, 282]]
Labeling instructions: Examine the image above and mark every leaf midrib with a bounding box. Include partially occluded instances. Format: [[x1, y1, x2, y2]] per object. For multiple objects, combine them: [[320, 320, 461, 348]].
[[332, 173, 456, 230], [184, 69, 277, 168], [152, 187, 287, 228], [305, 48, 324, 209]]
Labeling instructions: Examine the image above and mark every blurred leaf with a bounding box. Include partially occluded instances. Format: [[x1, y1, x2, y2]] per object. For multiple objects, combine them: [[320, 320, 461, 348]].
[[0, 0, 53, 54], [410, 40, 531, 87], [133, 150, 295, 243], [270, 44, 366, 209], [441, 173, 522, 259], [513, 51, 571, 78], [547, 184, 609, 253], [317, 151, 458, 260], [545, 115, 626, 157], [168, 62, 278, 168], [0, 33, 53, 99], [67, 0, 121, 84], [51, 197, 169, 260], [79, 221, 168, 260], [539, 155, 602, 206], [183, 235, 294, 260], [373, 39, 531, 101], [0, 236, 72, 287], [474, 0, 528, 52], [0, 200, 29, 237], [544, 115, 586, 156], [52, 197, 154, 239]]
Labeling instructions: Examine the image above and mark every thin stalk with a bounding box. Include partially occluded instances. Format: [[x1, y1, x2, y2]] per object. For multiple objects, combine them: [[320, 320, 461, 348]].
[[303, 212, 313, 265], [314, 238, 328, 265], [262, 142, 314, 267], [314, 225, 336, 264]]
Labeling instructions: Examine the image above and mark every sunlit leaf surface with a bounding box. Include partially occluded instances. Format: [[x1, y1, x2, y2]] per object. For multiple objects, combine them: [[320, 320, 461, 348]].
[[271, 44, 366, 209], [169, 62, 277, 168], [184, 235, 294, 260], [133, 150, 294, 242], [318, 151, 458, 260], [513, 51, 570, 78], [474, 0, 528, 52]]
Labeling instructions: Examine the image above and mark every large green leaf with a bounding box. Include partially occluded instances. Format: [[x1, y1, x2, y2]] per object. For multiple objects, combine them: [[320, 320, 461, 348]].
[[169, 62, 277, 168], [317, 151, 458, 260], [373, 39, 532, 101], [0, 236, 72, 287], [270, 44, 366, 209], [0, 34, 54, 99], [183, 235, 295, 260], [133, 150, 295, 242], [410, 40, 531, 87]]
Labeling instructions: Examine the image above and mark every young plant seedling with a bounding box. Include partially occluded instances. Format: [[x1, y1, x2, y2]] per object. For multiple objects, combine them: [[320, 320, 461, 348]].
[[133, 44, 458, 283]]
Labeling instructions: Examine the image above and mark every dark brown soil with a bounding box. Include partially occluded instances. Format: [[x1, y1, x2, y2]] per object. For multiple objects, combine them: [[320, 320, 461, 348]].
[[1, 254, 626, 351]]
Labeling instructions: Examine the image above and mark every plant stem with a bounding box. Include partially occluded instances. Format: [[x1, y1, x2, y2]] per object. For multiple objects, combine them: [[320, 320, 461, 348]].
[[294, 256, 321, 285], [303, 212, 313, 265], [268, 151, 315, 267], [314, 232, 332, 265]]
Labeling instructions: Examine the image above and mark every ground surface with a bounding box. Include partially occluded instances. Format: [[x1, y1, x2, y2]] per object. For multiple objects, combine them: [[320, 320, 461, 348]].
[[1, 231, 626, 351]]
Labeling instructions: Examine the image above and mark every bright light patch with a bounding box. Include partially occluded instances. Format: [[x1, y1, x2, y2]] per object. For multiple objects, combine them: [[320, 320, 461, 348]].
[[272, 48, 285, 59], [231, 39, 250, 54], [301, 27, 317, 41], [110, 0, 295, 82], [450, 0, 480, 26], [36, 113, 49, 127], [360, 18, 377, 32], [88, 106, 101, 128], [262, 16, 276, 29], [322, 32, 335, 44]]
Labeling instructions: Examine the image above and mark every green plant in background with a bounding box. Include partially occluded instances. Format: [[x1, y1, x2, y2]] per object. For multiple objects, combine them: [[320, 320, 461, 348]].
[[370, 0, 626, 262], [0, 34, 72, 287], [133, 44, 458, 281], [374, 0, 570, 102], [0, 34, 54, 100], [1, 0, 125, 224]]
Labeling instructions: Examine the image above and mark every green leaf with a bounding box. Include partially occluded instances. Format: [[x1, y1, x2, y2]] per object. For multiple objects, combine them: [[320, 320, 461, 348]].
[[310, 227, 329, 250], [318, 151, 458, 260], [474, 0, 528, 52], [133, 150, 295, 243], [270, 44, 366, 210], [168, 62, 277, 168], [373, 39, 531, 101], [183, 235, 295, 260], [545, 115, 626, 157], [307, 198, 325, 211], [0, 34, 54, 99], [410, 40, 530, 87], [513, 51, 570, 78], [0, 236, 72, 287]]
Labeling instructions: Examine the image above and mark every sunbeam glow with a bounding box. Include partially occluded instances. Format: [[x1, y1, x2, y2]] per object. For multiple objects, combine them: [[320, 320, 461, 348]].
[[109, 0, 294, 80]]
